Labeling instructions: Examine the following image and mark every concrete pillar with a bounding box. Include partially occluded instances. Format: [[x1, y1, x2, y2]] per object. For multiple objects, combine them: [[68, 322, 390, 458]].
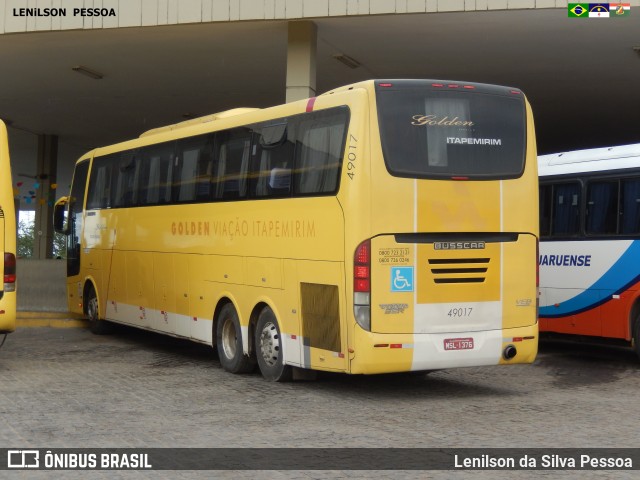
[[286, 21, 317, 103], [33, 134, 58, 259]]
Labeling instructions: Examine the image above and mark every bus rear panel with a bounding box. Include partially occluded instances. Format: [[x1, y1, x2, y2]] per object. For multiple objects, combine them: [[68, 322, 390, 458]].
[[347, 80, 538, 373]]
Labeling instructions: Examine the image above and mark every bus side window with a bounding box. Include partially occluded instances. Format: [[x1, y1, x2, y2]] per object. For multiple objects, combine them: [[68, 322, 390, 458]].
[[586, 181, 618, 235], [176, 149, 199, 203], [138, 142, 173, 206], [621, 178, 640, 234], [174, 134, 214, 203], [196, 135, 216, 201], [213, 129, 252, 200], [144, 154, 161, 205], [67, 161, 90, 276], [252, 123, 293, 198], [551, 182, 581, 236], [539, 184, 551, 237], [86, 157, 113, 209], [112, 153, 138, 208], [137, 152, 152, 205], [293, 109, 347, 195]]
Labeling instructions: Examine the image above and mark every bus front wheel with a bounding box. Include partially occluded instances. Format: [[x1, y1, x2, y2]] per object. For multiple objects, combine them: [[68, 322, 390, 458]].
[[216, 303, 255, 374], [86, 286, 112, 335], [255, 307, 292, 382]]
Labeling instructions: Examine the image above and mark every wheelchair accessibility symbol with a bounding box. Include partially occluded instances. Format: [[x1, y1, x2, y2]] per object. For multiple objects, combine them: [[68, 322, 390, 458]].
[[391, 267, 414, 292]]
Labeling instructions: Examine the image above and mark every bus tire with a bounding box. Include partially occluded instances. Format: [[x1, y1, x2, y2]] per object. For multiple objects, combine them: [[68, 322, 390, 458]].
[[255, 307, 292, 382], [86, 286, 113, 335], [216, 303, 255, 374]]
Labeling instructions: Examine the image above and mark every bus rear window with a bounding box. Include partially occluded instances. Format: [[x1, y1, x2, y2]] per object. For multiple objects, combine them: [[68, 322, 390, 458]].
[[376, 86, 526, 179]]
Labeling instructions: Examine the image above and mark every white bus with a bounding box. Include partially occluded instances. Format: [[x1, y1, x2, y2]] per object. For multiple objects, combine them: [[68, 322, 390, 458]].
[[538, 143, 640, 356]]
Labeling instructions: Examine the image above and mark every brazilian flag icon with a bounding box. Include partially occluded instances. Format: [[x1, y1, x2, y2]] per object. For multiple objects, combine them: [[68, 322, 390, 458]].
[[568, 3, 588, 17]]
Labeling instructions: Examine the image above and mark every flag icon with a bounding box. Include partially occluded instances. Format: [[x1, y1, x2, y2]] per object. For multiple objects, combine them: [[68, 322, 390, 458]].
[[609, 3, 631, 17], [589, 3, 610, 17], [568, 3, 588, 16]]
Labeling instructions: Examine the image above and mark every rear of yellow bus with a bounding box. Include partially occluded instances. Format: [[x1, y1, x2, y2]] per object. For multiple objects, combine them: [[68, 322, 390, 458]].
[[348, 80, 538, 373], [0, 120, 17, 336]]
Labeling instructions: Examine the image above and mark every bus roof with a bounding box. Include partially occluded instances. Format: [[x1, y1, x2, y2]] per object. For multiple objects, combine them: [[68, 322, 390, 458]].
[[139, 108, 260, 138], [538, 143, 640, 177], [322, 79, 522, 97]]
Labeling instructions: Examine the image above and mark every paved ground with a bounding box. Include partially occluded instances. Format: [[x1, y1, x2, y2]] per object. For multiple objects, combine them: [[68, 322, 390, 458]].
[[0, 325, 639, 479]]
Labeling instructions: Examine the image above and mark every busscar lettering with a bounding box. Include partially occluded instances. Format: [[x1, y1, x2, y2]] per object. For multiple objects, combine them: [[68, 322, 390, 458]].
[[434, 241, 485, 250], [539, 254, 591, 267]]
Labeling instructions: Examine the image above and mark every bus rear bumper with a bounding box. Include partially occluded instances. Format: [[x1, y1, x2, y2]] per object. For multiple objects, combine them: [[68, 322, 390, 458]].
[[350, 324, 538, 374], [0, 294, 16, 333]]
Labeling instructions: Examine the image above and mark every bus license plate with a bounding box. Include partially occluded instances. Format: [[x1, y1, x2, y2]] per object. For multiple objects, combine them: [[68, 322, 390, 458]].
[[444, 338, 474, 350]]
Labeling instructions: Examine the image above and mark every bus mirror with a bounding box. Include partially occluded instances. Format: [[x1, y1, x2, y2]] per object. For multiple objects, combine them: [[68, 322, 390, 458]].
[[53, 197, 70, 235]]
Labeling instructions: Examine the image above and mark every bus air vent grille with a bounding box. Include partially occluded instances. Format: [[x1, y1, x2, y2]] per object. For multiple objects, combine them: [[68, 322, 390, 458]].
[[428, 258, 489, 284]]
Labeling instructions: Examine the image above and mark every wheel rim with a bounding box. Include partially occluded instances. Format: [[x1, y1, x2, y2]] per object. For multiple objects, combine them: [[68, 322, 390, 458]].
[[259, 321, 280, 367], [88, 295, 98, 323], [221, 317, 237, 360]]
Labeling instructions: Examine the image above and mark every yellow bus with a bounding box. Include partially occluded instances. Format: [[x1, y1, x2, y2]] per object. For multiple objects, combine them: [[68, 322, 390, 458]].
[[1, 119, 17, 340], [54, 79, 538, 380]]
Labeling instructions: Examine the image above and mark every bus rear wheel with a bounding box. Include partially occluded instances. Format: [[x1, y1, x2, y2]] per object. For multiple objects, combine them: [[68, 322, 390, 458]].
[[86, 286, 112, 335], [216, 303, 255, 374], [255, 307, 292, 382]]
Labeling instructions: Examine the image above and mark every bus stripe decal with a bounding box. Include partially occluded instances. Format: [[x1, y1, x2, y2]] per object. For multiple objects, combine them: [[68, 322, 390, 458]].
[[540, 241, 640, 317], [539, 277, 640, 318], [305, 97, 316, 112]]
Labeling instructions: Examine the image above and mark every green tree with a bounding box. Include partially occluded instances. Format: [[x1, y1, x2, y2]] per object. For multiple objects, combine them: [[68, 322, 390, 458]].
[[16, 217, 66, 258], [53, 232, 66, 259], [17, 218, 34, 258]]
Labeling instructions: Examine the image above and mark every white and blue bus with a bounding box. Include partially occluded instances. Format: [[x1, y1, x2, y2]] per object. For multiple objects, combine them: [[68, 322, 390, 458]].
[[538, 143, 640, 356]]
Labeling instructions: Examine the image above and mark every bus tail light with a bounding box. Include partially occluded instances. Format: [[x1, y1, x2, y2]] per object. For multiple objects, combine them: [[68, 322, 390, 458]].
[[354, 239, 371, 331], [4, 253, 16, 292]]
